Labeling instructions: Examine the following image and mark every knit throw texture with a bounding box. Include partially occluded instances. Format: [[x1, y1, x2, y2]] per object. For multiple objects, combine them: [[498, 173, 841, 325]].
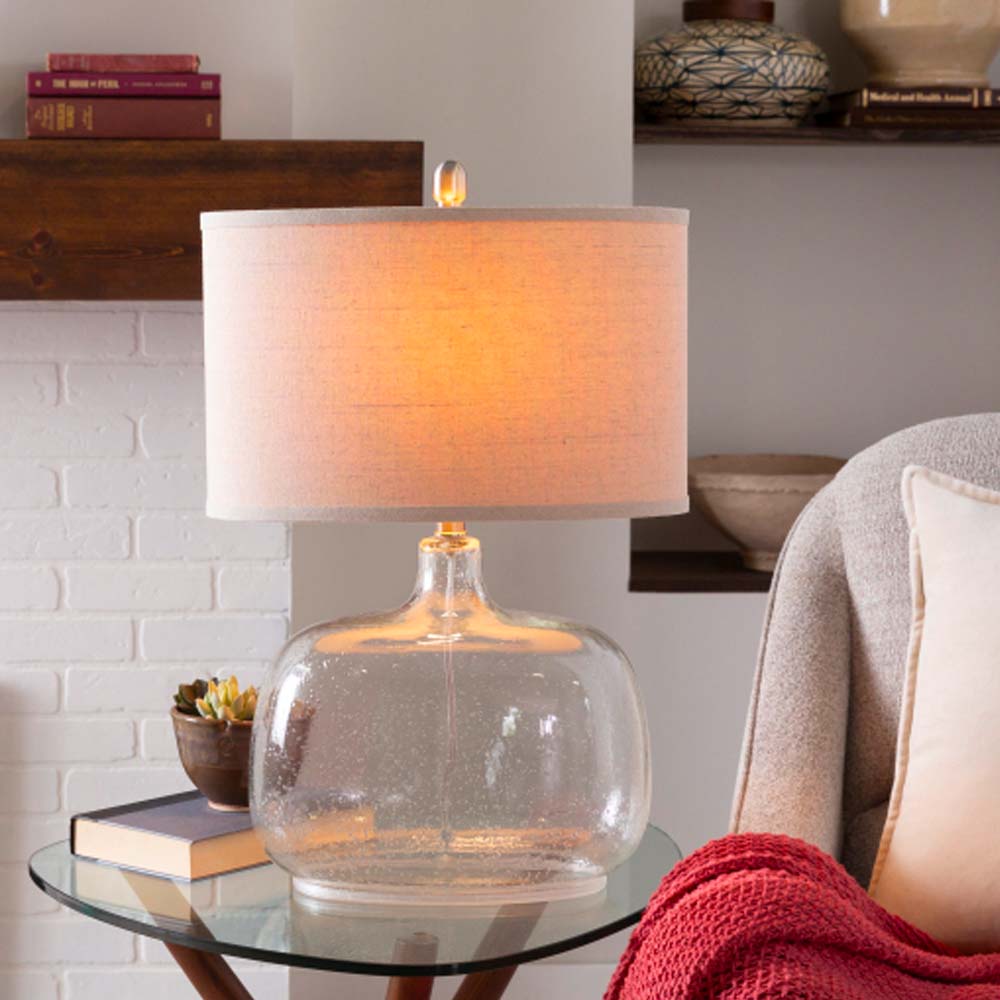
[[606, 833, 1000, 1000]]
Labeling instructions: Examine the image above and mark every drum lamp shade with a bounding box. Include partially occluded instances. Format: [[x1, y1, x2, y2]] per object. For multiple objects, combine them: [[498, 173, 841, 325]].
[[200, 206, 688, 522]]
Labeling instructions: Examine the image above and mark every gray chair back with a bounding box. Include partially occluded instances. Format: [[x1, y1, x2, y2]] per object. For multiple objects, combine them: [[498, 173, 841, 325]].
[[731, 413, 1000, 883]]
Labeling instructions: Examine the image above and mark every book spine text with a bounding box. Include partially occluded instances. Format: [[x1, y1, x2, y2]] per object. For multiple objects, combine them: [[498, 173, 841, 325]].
[[26, 97, 221, 138], [818, 108, 1000, 129], [829, 86, 1000, 111], [28, 72, 220, 97]]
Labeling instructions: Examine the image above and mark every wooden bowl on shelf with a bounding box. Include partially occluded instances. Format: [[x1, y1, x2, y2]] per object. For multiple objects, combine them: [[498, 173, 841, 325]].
[[689, 454, 846, 571]]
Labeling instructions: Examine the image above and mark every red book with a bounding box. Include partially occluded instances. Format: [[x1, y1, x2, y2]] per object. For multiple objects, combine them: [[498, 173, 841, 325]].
[[46, 53, 200, 73], [27, 72, 220, 98], [26, 97, 220, 138]]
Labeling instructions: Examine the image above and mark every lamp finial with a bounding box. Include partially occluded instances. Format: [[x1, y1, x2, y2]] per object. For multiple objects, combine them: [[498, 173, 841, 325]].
[[433, 160, 467, 208]]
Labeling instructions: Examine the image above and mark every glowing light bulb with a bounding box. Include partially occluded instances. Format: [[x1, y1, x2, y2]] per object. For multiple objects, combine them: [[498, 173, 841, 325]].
[[433, 160, 467, 207]]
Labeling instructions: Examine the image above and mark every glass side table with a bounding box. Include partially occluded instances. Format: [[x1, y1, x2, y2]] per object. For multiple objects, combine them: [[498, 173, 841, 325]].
[[30, 825, 680, 1000]]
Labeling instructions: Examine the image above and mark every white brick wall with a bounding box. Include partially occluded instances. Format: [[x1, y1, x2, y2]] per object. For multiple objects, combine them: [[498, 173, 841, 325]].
[[0, 304, 290, 998]]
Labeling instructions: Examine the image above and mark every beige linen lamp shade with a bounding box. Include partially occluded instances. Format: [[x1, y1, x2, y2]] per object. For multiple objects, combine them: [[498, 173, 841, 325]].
[[201, 206, 688, 522]]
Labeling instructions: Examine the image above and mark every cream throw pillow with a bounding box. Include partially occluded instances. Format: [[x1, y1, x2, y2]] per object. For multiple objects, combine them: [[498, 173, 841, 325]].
[[869, 465, 1000, 952]]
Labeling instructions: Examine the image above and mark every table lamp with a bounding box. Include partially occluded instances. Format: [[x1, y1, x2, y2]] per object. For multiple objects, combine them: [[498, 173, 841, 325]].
[[201, 166, 688, 905]]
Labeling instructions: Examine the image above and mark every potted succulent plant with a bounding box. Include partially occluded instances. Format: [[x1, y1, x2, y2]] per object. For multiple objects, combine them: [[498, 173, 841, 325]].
[[171, 676, 257, 811]]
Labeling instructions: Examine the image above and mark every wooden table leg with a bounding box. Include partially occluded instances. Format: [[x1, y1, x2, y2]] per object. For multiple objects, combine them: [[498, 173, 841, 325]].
[[385, 974, 436, 1000], [448, 900, 542, 1000], [385, 932, 439, 1000], [452, 963, 519, 1000], [165, 942, 255, 1000]]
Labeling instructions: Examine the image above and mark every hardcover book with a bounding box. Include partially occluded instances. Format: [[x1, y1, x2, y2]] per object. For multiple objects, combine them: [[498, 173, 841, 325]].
[[827, 86, 999, 111], [71, 791, 267, 880], [26, 97, 221, 138], [28, 72, 220, 98], [47, 53, 200, 73], [816, 108, 1000, 129]]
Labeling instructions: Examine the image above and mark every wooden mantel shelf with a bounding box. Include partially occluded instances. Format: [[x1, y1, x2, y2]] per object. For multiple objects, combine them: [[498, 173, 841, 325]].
[[0, 140, 423, 300]]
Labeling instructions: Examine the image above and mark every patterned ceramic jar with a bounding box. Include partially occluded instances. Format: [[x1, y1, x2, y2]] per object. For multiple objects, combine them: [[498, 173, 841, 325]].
[[635, 0, 830, 126]]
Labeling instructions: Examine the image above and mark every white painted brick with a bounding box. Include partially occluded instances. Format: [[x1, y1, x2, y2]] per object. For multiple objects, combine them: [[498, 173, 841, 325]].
[[0, 718, 133, 764], [65, 663, 264, 712], [66, 564, 212, 611], [0, 364, 58, 406], [139, 936, 184, 963], [68, 363, 204, 409], [0, 512, 129, 559], [0, 618, 132, 661], [139, 718, 176, 761], [0, 768, 59, 812], [0, 463, 59, 508], [0, 410, 134, 457], [140, 616, 287, 661], [0, 915, 134, 963], [217, 564, 290, 611], [0, 971, 59, 1000], [139, 410, 204, 458], [0, 815, 64, 862], [138, 514, 288, 559], [65, 461, 205, 509], [64, 766, 188, 814], [0, 310, 135, 359], [0, 864, 59, 914], [66, 666, 169, 713], [141, 311, 204, 359], [0, 567, 59, 610], [65, 967, 287, 1000], [0, 669, 59, 713]]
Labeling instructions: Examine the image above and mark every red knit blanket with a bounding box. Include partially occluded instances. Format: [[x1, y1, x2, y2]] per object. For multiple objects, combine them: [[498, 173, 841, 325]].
[[606, 833, 1000, 1000]]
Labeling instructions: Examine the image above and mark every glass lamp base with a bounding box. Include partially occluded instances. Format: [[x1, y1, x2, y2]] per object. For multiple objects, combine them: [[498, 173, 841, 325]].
[[292, 873, 608, 908], [251, 523, 651, 905]]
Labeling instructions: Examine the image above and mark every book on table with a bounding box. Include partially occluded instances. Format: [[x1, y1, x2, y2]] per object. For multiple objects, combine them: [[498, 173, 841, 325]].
[[71, 790, 267, 880]]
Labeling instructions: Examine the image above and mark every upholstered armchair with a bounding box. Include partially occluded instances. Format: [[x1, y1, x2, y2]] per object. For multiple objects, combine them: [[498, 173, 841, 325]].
[[731, 413, 1000, 885]]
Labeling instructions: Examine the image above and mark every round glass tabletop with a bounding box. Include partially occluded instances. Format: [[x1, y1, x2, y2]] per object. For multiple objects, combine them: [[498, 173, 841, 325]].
[[30, 825, 680, 976]]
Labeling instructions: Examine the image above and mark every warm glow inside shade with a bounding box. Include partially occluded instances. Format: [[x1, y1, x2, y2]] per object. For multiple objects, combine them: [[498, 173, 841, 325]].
[[201, 206, 688, 522]]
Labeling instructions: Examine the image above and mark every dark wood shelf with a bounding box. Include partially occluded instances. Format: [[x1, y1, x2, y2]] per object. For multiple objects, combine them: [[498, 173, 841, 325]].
[[635, 122, 1000, 145], [629, 550, 773, 593], [0, 139, 423, 300]]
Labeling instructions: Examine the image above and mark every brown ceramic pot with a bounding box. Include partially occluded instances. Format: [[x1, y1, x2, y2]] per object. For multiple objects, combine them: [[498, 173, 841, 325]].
[[171, 707, 252, 810]]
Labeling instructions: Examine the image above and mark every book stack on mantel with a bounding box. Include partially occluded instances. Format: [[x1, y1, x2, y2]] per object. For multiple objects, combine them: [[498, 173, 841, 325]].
[[26, 53, 220, 139], [816, 85, 1000, 130]]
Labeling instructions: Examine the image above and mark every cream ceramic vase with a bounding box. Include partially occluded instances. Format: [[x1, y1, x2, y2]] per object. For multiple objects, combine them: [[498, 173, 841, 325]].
[[841, 0, 1000, 86]]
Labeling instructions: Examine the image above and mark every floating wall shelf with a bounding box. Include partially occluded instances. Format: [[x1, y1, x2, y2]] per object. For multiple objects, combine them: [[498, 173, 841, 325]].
[[0, 139, 423, 300], [629, 551, 772, 594], [635, 122, 1000, 145]]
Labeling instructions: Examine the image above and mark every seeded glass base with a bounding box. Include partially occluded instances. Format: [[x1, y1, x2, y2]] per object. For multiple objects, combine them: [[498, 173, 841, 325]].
[[252, 524, 651, 905], [292, 873, 608, 908]]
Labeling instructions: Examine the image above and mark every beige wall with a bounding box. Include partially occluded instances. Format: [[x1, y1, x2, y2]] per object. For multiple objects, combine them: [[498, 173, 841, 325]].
[[635, 0, 1000, 555], [0, 0, 292, 139]]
